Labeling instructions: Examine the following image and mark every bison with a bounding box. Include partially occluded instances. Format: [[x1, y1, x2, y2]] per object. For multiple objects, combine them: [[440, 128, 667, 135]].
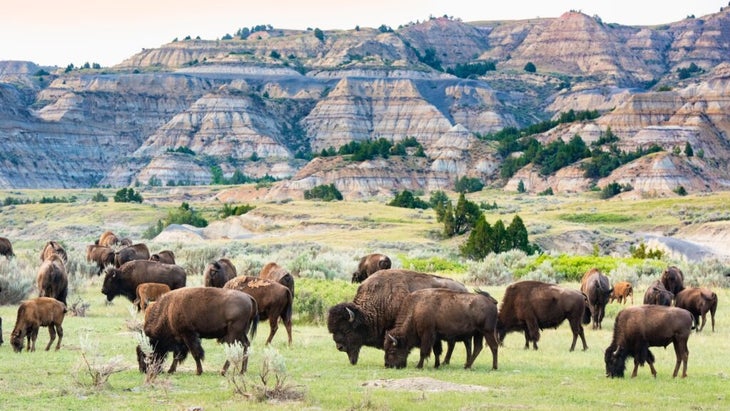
[[97, 230, 120, 247], [661, 266, 685, 298], [135, 282, 171, 312], [259, 262, 295, 297], [102, 260, 186, 303], [150, 250, 176, 265], [675, 287, 718, 332], [36, 254, 68, 306], [224, 276, 293, 345], [351, 253, 392, 283], [327, 269, 467, 365], [580, 268, 612, 330], [40, 241, 67, 264], [10, 297, 67, 352], [0, 236, 14, 259], [115, 243, 151, 268], [86, 244, 116, 276], [136, 287, 259, 375], [384, 288, 498, 370], [496, 280, 590, 351], [610, 281, 634, 305], [604, 305, 692, 378], [203, 258, 237, 288], [643, 280, 673, 306]]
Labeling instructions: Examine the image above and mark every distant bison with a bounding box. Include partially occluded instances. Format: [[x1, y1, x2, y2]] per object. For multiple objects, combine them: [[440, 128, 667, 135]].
[[204, 258, 237, 288], [661, 266, 685, 299], [675, 287, 718, 332], [135, 282, 171, 312], [580, 268, 612, 330], [86, 244, 116, 276], [97, 230, 120, 247], [102, 260, 186, 303], [610, 281, 634, 305], [224, 276, 293, 345], [605, 305, 692, 378], [0, 237, 14, 259], [150, 250, 176, 265], [259, 262, 294, 297], [643, 280, 673, 306], [136, 287, 259, 375], [115, 243, 150, 268], [497, 280, 590, 351], [36, 254, 68, 306], [40, 241, 67, 264], [10, 297, 67, 352], [352, 253, 392, 283]]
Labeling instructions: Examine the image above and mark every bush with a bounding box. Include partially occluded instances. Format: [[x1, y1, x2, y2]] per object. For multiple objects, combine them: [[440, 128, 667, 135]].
[[91, 192, 108, 202], [114, 188, 143, 203], [294, 278, 357, 324], [387, 190, 429, 209], [220, 203, 256, 218], [524, 62, 536, 73], [454, 176, 484, 193], [304, 184, 342, 201]]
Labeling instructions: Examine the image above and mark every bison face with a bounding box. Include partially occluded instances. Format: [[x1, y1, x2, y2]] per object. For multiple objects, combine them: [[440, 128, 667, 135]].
[[327, 304, 368, 365], [10, 331, 24, 353], [661, 267, 685, 295], [383, 333, 408, 369], [495, 322, 507, 346], [604, 345, 627, 378], [101, 268, 121, 301]]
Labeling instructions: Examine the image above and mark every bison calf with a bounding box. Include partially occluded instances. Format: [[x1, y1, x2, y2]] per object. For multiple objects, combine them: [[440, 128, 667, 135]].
[[11, 297, 67, 352], [610, 281, 634, 305], [224, 276, 293, 345], [605, 305, 692, 378], [135, 282, 171, 312], [643, 280, 673, 306], [675, 287, 718, 332]]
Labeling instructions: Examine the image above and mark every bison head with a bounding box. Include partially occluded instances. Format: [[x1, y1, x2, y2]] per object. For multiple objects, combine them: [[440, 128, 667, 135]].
[[327, 303, 368, 365], [661, 266, 685, 295], [101, 268, 122, 301], [383, 333, 409, 369], [495, 320, 507, 346], [10, 330, 25, 353], [351, 271, 368, 283], [604, 344, 627, 378]]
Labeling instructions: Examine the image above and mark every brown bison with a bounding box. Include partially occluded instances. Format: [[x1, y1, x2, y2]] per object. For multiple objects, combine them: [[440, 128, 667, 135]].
[[384, 289, 499, 370], [224, 276, 293, 345], [102, 260, 186, 303], [135, 282, 171, 312], [351, 253, 392, 283], [675, 287, 718, 332], [327, 269, 467, 365], [36, 254, 68, 306], [86, 244, 116, 276], [643, 280, 674, 306], [580, 268, 612, 330], [610, 281, 634, 305], [604, 305, 692, 378], [661, 266, 685, 299], [0, 236, 14, 259], [259, 262, 294, 297], [203, 258, 237, 288], [40, 241, 67, 264], [150, 250, 176, 265], [115, 243, 151, 268], [97, 230, 120, 247], [10, 297, 67, 352], [136, 287, 259, 375], [496, 280, 590, 351]]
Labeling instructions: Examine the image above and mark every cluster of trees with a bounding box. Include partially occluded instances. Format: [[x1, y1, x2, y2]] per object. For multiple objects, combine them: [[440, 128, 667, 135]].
[[446, 61, 496, 78], [599, 182, 633, 199], [166, 146, 196, 155], [219, 203, 255, 218], [142, 202, 208, 239], [318, 137, 425, 161], [210, 166, 276, 186], [582, 143, 663, 179], [388, 190, 430, 209], [114, 188, 143, 203], [304, 184, 343, 201], [677, 63, 703, 80], [501, 134, 591, 178]]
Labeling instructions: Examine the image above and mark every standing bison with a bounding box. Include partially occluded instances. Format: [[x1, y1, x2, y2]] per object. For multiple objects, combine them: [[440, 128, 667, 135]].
[[136, 287, 259, 375], [384, 288, 498, 370], [102, 260, 186, 303], [496, 280, 590, 351], [351, 253, 392, 283], [135, 282, 171, 312], [605, 305, 692, 378], [259, 262, 294, 297], [675, 287, 718, 332], [36, 254, 68, 306], [150, 250, 176, 265], [643, 280, 673, 306], [580, 268, 612, 330], [327, 269, 467, 365], [224, 276, 293, 345], [115, 243, 151, 268], [97, 230, 120, 247], [0, 237, 14, 259], [40, 241, 68, 264], [204, 258, 237, 288], [610, 281, 634, 305], [86, 244, 116, 276], [10, 297, 67, 352], [661, 266, 685, 299]]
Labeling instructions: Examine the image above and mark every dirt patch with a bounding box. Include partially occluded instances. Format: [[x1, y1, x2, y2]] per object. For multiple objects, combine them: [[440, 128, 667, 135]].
[[362, 377, 489, 393]]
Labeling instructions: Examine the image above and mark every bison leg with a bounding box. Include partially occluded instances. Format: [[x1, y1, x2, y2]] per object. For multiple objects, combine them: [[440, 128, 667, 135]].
[[465, 334, 483, 369], [417, 334, 436, 369], [672, 340, 689, 378], [29, 327, 39, 352], [55, 323, 63, 350], [525, 321, 540, 350], [45, 324, 56, 351], [484, 332, 499, 370], [631, 358, 641, 378], [569, 318, 588, 352], [284, 316, 293, 346], [442, 339, 455, 366], [698, 312, 706, 332], [180, 334, 205, 375], [265, 316, 279, 345], [432, 339, 443, 368]]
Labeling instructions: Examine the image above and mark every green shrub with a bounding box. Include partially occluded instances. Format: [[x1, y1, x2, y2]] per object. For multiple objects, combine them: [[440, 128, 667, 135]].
[[91, 192, 108, 202], [113, 188, 143, 203], [387, 190, 429, 209], [293, 278, 357, 325], [220, 203, 255, 218], [399, 255, 466, 274], [304, 184, 342, 201]]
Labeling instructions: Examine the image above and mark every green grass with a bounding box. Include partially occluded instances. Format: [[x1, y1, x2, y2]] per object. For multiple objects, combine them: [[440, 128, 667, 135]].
[[558, 213, 635, 224]]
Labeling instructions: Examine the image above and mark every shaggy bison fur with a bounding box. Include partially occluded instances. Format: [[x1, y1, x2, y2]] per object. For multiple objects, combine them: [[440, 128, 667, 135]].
[[115, 243, 151, 268], [150, 250, 176, 265], [224, 276, 293, 345], [36, 254, 68, 306], [97, 230, 120, 247], [203, 258, 237, 288], [10, 297, 67, 352], [351, 253, 392, 283], [40, 241, 67, 264]]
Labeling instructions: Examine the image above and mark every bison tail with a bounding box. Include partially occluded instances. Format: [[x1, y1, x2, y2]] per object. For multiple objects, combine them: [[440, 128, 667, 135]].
[[283, 290, 294, 324], [249, 313, 259, 340]]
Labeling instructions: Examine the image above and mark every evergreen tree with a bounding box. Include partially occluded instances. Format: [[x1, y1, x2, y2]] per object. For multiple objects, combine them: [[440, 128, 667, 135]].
[[684, 141, 694, 157], [507, 215, 530, 252], [443, 202, 456, 237], [460, 215, 492, 260], [492, 220, 508, 253]]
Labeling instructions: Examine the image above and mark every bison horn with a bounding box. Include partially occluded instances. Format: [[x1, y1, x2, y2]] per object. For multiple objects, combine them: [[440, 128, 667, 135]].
[[346, 307, 355, 323], [388, 333, 397, 346], [613, 345, 621, 357]]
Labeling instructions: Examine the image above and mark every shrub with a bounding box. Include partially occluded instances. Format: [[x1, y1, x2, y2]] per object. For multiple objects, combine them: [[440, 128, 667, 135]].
[[304, 184, 342, 201], [91, 192, 108, 202], [0, 258, 34, 304], [387, 190, 429, 209], [524, 62, 536, 73], [454, 176, 484, 193], [464, 249, 529, 285], [220, 203, 255, 218], [114, 188, 143, 203]]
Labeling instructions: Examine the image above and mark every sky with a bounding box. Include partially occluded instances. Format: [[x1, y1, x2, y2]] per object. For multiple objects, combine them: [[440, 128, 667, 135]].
[[1, 0, 725, 67]]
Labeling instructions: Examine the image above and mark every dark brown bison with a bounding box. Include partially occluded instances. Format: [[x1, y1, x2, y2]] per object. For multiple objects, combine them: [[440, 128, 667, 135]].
[[40, 241, 67, 264], [610, 281, 634, 305], [136, 287, 259, 375], [10, 297, 67, 352], [36, 254, 68, 306], [580, 268, 612, 330], [224, 276, 293, 345], [97, 230, 120, 247], [327, 269, 467, 365], [135, 282, 171, 312], [604, 305, 692, 378], [0, 237, 14, 259], [351, 253, 392, 283], [496, 280, 590, 351], [115, 243, 151, 268], [384, 289, 498, 370], [150, 250, 176, 265], [86, 244, 116, 276], [203, 258, 237, 288], [661, 266, 685, 298], [675, 287, 718, 332], [643, 280, 674, 306], [102, 260, 186, 303], [259, 262, 294, 297]]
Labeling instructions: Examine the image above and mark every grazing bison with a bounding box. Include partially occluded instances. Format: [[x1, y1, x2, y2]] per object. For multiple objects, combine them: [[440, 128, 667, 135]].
[[610, 281, 634, 305], [580, 268, 612, 330], [675, 287, 718, 332], [0, 237, 14, 259], [150, 250, 176, 265], [97, 230, 120, 247], [40, 241, 67, 264], [259, 262, 294, 297], [604, 305, 692, 378], [136, 287, 259, 375], [224, 276, 293, 345], [384, 289, 498, 370], [135, 282, 171, 312], [102, 260, 186, 303], [643, 280, 673, 306], [86, 244, 116, 276], [203, 258, 237, 288], [351, 253, 392, 283], [496, 280, 590, 351], [115, 243, 151, 268], [10, 297, 67, 352], [661, 266, 685, 298], [36, 254, 68, 306], [327, 269, 467, 365]]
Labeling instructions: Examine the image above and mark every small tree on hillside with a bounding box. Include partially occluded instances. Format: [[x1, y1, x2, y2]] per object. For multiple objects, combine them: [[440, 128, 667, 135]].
[[524, 62, 536, 73]]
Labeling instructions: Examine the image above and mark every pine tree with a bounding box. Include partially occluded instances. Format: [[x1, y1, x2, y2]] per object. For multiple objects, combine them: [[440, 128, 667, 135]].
[[461, 215, 492, 260], [443, 202, 456, 237], [507, 215, 530, 252]]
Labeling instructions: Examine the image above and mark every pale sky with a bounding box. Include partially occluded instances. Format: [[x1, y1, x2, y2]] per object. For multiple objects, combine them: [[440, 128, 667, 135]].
[[1, 0, 725, 67]]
